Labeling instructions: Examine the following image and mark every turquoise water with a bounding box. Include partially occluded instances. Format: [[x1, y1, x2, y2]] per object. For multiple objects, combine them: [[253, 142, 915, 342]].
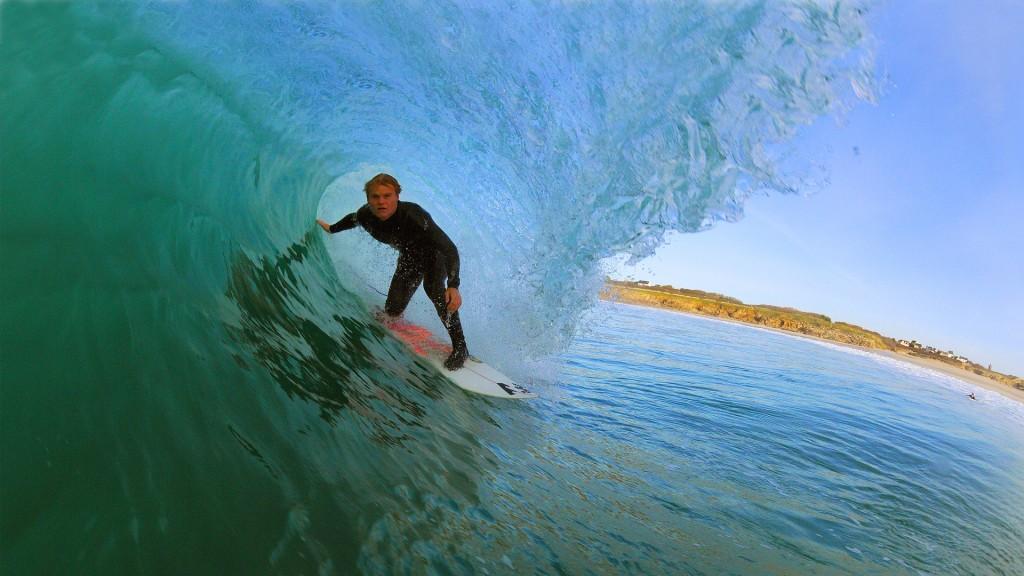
[[553, 303, 1024, 574], [5, 1, 1022, 574]]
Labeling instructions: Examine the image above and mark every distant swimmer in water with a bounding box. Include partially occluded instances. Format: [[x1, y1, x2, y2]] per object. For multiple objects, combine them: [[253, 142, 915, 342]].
[[317, 173, 469, 370], [968, 392, 977, 400]]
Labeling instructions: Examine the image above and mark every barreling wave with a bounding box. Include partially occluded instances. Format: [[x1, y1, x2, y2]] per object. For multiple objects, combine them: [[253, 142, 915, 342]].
[[1, 1, 875, 572]]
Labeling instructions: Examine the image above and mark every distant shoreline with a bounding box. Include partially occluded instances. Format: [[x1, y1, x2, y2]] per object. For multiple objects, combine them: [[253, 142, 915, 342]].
[[602, 281, 1024, 404]]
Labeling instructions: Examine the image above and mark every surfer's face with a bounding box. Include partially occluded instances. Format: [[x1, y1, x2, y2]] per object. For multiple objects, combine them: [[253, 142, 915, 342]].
[[367, 184, 399, 221]]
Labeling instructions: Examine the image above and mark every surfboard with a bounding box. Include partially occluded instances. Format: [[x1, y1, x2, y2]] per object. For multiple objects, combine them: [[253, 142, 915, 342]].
[[384, 318, 536, 399]]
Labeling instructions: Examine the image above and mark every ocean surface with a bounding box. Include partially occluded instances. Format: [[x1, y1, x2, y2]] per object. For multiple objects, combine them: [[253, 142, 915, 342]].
[[4, 1, 1022, 574]]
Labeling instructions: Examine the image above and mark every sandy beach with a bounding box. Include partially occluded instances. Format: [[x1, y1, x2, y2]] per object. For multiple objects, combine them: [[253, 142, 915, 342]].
[[617, 302, 1024, 405], [739, 317, 1024, 404], [867, 348, 1024, 403]]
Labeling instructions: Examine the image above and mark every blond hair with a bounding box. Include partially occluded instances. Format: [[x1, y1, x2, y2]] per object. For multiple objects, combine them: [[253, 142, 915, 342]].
[[363, 173, 401, 195]]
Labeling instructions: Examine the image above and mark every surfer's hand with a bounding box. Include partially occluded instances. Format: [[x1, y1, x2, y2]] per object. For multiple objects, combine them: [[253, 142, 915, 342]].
[[445, 287, 462, 313], [316, 219, 331, 233]]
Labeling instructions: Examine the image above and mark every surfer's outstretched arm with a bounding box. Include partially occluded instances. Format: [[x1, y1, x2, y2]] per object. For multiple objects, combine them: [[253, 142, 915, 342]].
[[317, 212, 359, 233]]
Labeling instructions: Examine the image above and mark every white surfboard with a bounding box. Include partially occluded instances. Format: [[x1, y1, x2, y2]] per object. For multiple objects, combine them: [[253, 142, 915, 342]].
[[385, 318, 536, 399]]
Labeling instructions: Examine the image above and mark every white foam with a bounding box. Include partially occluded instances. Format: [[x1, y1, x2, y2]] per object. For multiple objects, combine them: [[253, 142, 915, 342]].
[[802, 339, 1024, 423]]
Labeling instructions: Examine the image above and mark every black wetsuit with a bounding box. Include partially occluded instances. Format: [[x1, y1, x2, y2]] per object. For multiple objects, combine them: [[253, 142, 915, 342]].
[[330, 201, 468, 355]]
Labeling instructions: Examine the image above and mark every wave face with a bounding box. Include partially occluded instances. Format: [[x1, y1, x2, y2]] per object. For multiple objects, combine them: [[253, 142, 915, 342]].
[[2, 2, 875, 573]]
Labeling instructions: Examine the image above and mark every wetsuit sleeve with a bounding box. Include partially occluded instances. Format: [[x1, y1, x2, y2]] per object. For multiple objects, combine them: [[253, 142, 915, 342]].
[[328, 212, 359, 233], [423, 212, 461, 289]]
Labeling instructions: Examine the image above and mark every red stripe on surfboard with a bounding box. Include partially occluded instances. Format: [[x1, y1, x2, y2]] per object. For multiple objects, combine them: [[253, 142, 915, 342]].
[[388, 319, 451, 357]]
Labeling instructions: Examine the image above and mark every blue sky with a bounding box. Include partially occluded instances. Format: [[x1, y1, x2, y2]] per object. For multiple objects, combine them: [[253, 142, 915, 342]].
[[616, 1, 1024, 375]]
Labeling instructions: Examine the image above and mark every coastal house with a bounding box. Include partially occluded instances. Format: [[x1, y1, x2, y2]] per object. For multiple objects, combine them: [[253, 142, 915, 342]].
[[898, 339, 911, 347]]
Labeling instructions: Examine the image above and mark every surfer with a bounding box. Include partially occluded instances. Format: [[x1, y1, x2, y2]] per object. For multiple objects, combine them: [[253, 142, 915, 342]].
[[316, 173, 469, 370]]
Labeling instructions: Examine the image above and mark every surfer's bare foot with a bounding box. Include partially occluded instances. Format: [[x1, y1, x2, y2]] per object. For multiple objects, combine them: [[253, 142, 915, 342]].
[[374, 309, 398, 327], [444, 346, 468, 370]]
